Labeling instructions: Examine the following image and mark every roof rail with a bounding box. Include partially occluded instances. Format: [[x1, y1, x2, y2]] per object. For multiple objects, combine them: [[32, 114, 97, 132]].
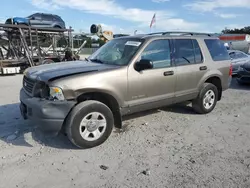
[[146, 31, 214, 37]]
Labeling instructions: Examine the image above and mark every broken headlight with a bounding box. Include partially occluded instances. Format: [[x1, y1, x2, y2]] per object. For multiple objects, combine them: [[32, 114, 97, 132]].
[[49, 87, 65, 101], [33, 82, 50, 98]]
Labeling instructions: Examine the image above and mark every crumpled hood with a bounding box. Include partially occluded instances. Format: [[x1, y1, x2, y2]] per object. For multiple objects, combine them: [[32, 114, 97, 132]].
[[24, 60, 120, 82]]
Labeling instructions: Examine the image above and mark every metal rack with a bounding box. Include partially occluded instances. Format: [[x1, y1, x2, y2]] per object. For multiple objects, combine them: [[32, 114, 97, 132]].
[[0, 23, 76, 75]]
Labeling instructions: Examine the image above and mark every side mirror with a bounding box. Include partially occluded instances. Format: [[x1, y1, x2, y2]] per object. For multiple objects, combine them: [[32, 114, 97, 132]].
[[134, 59, 153, 71]]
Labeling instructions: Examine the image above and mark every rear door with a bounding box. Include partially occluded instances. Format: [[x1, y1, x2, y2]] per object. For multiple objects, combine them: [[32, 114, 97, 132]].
[[173, 38, 205, 103]]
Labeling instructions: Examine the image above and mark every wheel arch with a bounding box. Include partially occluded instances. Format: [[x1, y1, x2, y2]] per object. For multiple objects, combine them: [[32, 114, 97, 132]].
[[204, 76, 222, 101], [53, 25, 61, 28], [75, 91, 122, 129]]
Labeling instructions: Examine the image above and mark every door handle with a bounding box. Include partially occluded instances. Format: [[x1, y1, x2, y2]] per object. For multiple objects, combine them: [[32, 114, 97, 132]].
[[199, 66, 207, 71], [163, 71, 174, 76]]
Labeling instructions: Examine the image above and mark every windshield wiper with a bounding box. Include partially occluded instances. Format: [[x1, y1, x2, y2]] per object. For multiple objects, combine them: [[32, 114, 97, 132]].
[[85, 57, 90, 62], [89, 58, 104, 64], [182, 56, 191, 64]]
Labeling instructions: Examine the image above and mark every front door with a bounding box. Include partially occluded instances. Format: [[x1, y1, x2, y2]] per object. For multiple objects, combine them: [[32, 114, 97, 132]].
[[29, 13, 43, 27], [127, 39, 176, 113]]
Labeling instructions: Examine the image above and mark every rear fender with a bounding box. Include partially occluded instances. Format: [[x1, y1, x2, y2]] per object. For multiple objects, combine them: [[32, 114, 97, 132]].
[[197, 70, 223, 91]]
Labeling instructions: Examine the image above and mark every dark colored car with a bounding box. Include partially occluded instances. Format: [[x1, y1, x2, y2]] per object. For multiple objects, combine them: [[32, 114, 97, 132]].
[[236, 62, 250, 84], [5, 13, 66, 29], [228, 50, 250, 75]]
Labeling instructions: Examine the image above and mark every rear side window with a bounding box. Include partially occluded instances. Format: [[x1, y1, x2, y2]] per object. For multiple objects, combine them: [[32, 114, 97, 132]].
[[204, 39, 230, 61], [174, 39, 203, 66], [174, 39, 195, 65], [42, 14, 52, 21], [30, 13, 41, 20]]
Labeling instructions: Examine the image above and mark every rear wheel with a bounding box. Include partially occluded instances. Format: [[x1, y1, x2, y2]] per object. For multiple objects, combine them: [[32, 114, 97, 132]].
[[192, 83, 218, 114], [54, 25, 61, 29], [65, 100, 114, 149]]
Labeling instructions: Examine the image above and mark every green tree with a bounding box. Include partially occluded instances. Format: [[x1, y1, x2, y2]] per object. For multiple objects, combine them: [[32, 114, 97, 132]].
[[222, 26, 250, 34]]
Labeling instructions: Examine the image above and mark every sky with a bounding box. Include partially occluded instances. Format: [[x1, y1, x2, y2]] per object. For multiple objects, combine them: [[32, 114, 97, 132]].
[[1, 0, 250, 35]]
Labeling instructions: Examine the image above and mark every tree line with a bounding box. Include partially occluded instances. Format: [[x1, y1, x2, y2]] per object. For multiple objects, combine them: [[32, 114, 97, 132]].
[[222, 26, 250, 34]]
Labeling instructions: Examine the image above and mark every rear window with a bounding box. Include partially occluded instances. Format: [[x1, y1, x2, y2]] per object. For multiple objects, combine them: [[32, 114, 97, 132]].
[[53, 15, 63, 22], [204, 39, 230, 61]]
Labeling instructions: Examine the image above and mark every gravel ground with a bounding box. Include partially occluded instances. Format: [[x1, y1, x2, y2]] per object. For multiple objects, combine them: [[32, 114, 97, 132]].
[[0, 75, 250, 188]]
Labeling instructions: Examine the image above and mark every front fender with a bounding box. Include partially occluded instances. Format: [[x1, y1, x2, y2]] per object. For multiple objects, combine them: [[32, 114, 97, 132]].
[[75, 88, 124, 107]]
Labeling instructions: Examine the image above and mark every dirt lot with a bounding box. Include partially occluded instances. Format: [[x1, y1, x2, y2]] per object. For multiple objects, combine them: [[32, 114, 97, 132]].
[[0, 75, 250, 188]]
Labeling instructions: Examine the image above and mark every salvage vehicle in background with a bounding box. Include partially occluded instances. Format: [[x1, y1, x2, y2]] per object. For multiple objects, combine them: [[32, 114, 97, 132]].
[[219, 34, 250, 54], [236, 61, 250, 85], [228, 50, 250, 75], [19, 32, 232, 149], [5, 13, 66, 29]]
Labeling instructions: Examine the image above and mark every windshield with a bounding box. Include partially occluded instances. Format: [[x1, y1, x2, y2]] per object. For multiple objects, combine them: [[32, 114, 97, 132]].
[[88, 38, 144, 66]]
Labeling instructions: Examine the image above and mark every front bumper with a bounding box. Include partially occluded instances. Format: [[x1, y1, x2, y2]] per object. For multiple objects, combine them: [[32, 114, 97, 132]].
[[19, 88, 76, 133], [236, 70, 250, 84]]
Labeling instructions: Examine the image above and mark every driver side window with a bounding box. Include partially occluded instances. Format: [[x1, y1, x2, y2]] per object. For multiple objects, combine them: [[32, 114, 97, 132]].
[[140, 39, 171, 69], [32, 13, 42, 20]]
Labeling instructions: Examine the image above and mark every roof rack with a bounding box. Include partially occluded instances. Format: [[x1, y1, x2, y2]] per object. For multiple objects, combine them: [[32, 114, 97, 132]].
[[145, 31, 214, 37]]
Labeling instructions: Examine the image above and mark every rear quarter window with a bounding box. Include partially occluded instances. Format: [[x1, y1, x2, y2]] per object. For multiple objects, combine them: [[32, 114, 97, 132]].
[[204, 39, 230, 61]]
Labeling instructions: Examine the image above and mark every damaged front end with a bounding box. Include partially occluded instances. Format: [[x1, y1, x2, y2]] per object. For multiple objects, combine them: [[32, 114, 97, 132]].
[[20, 75, 76, 133]]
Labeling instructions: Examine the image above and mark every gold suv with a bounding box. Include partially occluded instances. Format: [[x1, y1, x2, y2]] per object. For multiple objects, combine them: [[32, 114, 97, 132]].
[[20, 32, 232, 148]]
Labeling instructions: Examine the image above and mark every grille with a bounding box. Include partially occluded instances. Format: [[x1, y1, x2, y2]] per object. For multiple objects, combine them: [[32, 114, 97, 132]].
[[23, 76, 35, 94]]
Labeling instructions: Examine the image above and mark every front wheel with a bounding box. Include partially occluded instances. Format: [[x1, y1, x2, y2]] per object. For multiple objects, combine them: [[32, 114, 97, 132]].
[[192, 83, 218, 114], [65, 100, 114, 149]]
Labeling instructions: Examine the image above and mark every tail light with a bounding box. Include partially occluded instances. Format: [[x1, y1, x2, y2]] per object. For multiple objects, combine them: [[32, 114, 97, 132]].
[[229, 64, 233, 76]]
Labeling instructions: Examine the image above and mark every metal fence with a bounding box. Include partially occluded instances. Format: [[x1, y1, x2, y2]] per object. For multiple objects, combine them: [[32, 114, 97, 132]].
[[79, 48, 99, 55]]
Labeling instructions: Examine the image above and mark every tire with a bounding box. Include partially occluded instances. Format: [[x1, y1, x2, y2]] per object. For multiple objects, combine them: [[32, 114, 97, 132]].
[[192, 83, 218, 114], [65, 100, 114, 149]]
